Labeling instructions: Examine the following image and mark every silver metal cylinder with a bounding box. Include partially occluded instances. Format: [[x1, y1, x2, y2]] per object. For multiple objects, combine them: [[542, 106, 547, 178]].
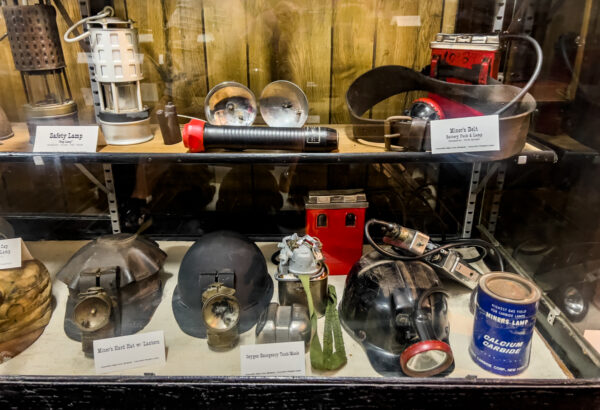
[[276, 268, 328, 317], [255, 303, 310, 348]]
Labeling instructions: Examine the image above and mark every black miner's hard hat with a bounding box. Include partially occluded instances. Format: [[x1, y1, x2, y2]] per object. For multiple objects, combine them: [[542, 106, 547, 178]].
[[339, 251, 454, 377], [172, 231, 273, 338]]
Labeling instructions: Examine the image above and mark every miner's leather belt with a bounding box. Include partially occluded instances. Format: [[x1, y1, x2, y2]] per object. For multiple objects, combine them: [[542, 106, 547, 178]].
[[345, 65, 536, 160]]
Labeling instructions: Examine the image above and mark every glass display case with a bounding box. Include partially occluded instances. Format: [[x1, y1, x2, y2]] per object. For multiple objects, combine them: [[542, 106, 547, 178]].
[[0, 0, 599, 407]]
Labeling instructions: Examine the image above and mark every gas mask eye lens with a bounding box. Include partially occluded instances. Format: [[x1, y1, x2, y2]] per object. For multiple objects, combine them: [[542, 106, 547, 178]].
[[400, 340, 454, 377]]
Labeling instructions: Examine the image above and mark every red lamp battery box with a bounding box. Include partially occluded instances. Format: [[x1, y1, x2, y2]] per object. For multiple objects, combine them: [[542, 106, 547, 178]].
[[305, 190, 368, 276], [422, 33, 503, 119], [429, 33, 501, 85]]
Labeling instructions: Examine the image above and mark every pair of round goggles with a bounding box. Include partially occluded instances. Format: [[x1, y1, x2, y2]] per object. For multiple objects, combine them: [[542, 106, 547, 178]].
[[205, 81, 308, 127]]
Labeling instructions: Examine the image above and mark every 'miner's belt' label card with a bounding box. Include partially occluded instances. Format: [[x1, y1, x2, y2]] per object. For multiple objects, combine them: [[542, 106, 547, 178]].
[[430, 115, 500, 154]]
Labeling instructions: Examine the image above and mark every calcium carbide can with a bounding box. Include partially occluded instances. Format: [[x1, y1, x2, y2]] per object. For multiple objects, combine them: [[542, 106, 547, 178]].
[[469, 272, 541, 376]]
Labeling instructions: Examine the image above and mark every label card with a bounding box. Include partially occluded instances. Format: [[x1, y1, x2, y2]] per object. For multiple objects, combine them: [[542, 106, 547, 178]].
[[33, 126, 99, 153], [391, 15, 421, 27], [240, 341, 306, 377], [0, 238, 32, 270], [584, 330, 600, 354], [430, 115, 500, 154], [93, 331, 166, 374]]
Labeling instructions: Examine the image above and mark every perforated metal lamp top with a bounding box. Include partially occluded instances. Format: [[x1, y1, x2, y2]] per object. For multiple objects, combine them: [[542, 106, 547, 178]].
[[88, 18, 143, 83], [2, 5, 66, 71]]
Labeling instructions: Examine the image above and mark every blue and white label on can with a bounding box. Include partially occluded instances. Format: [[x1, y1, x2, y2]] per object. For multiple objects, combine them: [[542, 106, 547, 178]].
[[469, 273, 540, 376]]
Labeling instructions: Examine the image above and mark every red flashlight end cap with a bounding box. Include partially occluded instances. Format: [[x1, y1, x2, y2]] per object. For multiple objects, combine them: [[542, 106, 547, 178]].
[[182, 119, 206, 152]]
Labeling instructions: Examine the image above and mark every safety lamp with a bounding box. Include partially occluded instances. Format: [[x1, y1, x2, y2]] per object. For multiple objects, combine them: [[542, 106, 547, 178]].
[[65, 7, 151, 145], [1, 3, 78, 142]]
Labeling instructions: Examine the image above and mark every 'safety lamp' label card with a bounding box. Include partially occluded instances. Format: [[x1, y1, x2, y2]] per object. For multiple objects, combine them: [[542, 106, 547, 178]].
[[33, 126, 99, 152]]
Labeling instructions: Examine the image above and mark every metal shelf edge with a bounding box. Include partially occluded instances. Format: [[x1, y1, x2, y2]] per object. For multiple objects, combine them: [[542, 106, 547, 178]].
[[0, 150, 557, 165]]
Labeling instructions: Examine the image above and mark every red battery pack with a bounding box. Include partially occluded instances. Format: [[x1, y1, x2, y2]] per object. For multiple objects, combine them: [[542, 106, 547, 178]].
[[430, 33, 501, 85], [418, 33, 502, 119], [305, 190, 368, 276]]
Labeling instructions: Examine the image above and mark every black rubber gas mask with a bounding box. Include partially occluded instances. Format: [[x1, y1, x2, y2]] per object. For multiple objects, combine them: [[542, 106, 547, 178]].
[[339, 250, 454, 377]]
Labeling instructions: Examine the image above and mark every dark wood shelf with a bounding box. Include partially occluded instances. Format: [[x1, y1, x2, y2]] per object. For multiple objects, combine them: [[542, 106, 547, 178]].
[[0, 375, 598, 409]]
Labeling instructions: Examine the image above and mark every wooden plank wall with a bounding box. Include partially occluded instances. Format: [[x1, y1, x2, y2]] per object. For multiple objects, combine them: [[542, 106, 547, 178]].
[[0, 0, 457, 123]]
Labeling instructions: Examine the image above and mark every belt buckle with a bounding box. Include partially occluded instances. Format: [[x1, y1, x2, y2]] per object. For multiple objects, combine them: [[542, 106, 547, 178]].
[[384, 115, 411, 151]]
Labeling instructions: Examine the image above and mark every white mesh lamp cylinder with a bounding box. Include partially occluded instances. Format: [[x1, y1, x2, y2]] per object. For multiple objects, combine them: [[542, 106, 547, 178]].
[[65, 7, 152, 145]]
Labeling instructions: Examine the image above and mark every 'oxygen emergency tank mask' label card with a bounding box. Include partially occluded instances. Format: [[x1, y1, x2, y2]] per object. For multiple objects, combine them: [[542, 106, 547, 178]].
[[430, 115, 500, 154], [240, 341, 306, 376]]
